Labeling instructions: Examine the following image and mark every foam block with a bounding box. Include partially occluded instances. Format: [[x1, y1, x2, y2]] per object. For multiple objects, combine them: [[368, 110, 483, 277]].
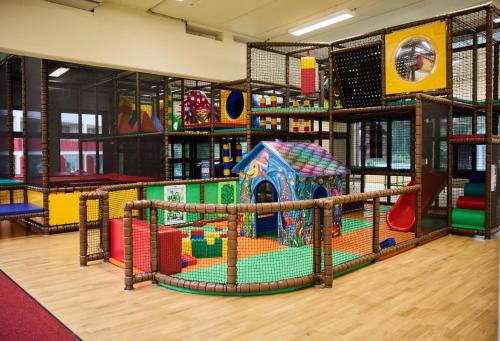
[[192, 239, 207, 258], [464, 183, 485, 197], [207, 238, 222, 257], [205, 232, 220, 239], [182, 238, 192, 256], [452, 208, 485, 229], [109, 218, 182, 275], [379, 237, 396, 249], [469, 171, 486, 183], [222, 238, 228, 259], [182, 254, 197, 266], [456, 196, 486, 210]]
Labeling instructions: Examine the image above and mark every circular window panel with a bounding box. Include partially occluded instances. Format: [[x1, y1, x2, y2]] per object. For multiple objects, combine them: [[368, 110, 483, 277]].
[[395, 38, 436, 82]]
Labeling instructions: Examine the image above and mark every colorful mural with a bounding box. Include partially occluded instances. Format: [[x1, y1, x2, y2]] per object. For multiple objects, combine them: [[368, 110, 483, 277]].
[[233, 142, 349, 247]]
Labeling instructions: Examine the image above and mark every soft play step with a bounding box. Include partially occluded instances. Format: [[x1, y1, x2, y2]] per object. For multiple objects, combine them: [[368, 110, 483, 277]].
[[456, 196, 486, 210], [451, 208, 485, 229], [469, 171, 486, 183], [463, 182, 485, 197]]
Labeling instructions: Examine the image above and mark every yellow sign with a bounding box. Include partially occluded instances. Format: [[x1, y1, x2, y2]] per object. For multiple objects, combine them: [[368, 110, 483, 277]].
[[385, 21, 447, 94]]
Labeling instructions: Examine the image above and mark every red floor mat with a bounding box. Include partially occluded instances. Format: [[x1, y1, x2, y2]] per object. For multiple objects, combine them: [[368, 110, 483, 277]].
[[0, 270, 80, 341]]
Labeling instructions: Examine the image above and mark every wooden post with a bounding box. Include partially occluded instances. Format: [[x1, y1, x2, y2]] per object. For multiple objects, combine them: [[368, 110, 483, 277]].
[[446, 15, 454, 228], [328, 46, 334, 155], [210, 84, 215, 177], [323, 204, 333, 288], [381, 30, 386, 106], [473, 33, 478, 105], [494, 43, 499, 101], [101, 192, 110, 262], [415, 97, 423, 238], [6, 60, 14, 179], [40, 59, 49, 190], [21, 57, 27, 185], [136, 73, 142, 176], [200, 183, 205, 221], [124, 207, 134, 290], [373, 197, 380, 254], [150, 207, 159, 283], [246, 46, 252, 150], [226, 205, 237, 293], [485, 6, 494, 238], [447, 106, 453, 227], [79, 194, 88, 267], [313, 207, 322, 283], [360, 120, 366, 193], [164, 77, 170, 180]]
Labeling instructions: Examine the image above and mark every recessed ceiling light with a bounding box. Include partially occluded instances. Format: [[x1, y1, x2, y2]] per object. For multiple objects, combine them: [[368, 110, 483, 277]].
[[49, 67, 70, 77], [288, 9, 355, 36]]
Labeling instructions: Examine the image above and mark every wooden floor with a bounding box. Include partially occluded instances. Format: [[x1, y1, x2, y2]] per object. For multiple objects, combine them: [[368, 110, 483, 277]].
[[0, 222, 498, 340]]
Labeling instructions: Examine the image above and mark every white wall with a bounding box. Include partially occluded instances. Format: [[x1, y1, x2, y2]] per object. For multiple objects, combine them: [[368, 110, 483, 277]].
[[0, 0, 247, 82]]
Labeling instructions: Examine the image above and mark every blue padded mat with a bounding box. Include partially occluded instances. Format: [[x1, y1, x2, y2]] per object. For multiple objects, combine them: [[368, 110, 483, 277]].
[[0, 203, 44, 215]]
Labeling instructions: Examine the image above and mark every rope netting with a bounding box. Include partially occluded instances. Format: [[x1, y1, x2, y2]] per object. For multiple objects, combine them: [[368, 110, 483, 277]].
[[452, 10, 487, 103]]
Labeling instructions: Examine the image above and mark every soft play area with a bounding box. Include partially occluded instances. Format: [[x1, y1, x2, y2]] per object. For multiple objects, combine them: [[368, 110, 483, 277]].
[[2, 4, 500, 296]]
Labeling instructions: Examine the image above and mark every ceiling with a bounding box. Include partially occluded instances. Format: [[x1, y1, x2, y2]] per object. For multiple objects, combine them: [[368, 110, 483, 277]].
[[106, 0, 491, 42]]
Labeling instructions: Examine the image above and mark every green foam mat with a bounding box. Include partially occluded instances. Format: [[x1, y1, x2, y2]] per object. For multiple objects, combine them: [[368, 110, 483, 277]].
[[464, 183, 485, 197], [173, 246, 361, 284], [452, 208, 485, 229]]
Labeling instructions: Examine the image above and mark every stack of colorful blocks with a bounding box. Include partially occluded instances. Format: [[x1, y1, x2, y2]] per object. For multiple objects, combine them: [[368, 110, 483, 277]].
[[180, 228, 228, 268]]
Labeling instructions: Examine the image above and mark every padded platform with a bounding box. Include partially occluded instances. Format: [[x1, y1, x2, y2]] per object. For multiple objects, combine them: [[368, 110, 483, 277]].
[[0, 179, 23, 186], [0, 203, 44, 216], [49, 173, 156, 186]]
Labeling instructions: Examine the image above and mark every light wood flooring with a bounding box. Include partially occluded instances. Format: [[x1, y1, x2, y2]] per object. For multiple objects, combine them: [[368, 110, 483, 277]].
[[0, 222, 497, 340]]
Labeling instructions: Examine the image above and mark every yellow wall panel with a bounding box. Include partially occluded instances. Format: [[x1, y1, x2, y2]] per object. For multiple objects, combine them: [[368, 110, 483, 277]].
[[0, 190, 10, 204], [49, 192, 81, 226], [385, 21, 447, 95], [109, 189, 138, 219], [28, 190, 43, 207]]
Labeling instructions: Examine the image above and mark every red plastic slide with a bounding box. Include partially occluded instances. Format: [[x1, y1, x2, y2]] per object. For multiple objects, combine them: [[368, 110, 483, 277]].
[[386, 170, 447, 232]]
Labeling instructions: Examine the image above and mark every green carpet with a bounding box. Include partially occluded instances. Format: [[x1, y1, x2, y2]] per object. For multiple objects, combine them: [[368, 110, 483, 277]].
[[173, 246, 361, 284]]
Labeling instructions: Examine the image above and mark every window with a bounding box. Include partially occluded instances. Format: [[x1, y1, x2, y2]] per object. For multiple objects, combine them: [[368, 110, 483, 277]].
[[61, 113, 79, 134], [82, 114, 96, 134], [13, 110, 22, 132]]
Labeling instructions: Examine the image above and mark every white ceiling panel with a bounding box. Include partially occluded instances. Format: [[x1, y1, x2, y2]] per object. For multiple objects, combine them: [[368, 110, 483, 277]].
[[104, 0, 493, 42]]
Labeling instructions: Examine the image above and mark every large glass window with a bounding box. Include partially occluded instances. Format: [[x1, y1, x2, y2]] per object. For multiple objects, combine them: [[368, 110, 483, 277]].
[[61, 113, 79, 134]]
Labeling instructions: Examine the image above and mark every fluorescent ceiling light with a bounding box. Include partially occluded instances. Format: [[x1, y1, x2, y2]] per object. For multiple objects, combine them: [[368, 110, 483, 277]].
[[49, 67, 70, 78], [46, 0, 102, 12], [288, 9, 355, 36], [494, 17, 500, 23]]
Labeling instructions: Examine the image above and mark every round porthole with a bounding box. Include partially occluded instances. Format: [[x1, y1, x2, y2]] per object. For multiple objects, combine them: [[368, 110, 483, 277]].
[[395, 38, 436, 82], [226, 90, 244, 120]]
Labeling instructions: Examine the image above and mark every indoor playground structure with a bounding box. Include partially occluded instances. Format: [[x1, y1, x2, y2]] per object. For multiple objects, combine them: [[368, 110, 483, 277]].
[[1, 3, 499, 295]]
